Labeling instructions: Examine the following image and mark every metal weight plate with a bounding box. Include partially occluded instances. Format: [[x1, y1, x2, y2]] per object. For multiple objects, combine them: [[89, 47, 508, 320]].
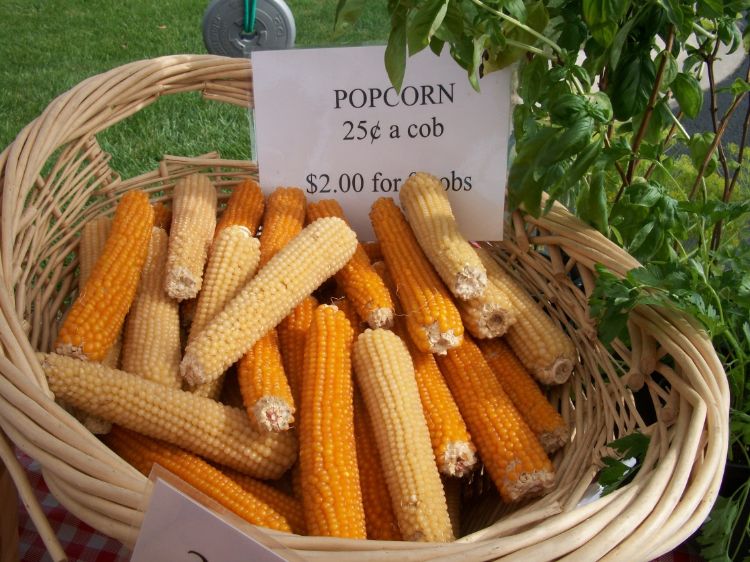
[[202, 0, 295, 57]]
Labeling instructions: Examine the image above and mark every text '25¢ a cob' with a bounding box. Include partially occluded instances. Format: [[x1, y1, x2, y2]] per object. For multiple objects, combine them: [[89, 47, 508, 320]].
[[181, 217, 358, 387]]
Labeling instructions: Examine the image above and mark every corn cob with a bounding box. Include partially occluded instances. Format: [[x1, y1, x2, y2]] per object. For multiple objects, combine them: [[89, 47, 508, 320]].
[[361, 241, 382, 262], [352, 328, 454, 542], [56, 191, 153, 362], [435, 337, 555, 502], [42, 353, 297, 478], [477, 247, 577, 384], [369, 197, 463, 354], [121, 227, 182, 389], [78, 216, 112, 286], [299, 305, 366, 539], [457, 281, 517, 339], [187, 226, 261, 398], [277, 296, 318, 407], [215, 178, 265, 236], [180, 298, 198, 331], [165, 174, 217, 301], [374, 261, 476, 477], [151, 202, 172, 231], [443, 476, 462, 539], [332, 295, 364, 337], [181, 217, 358, 386], [258, 187, 306, 267], [354, 391, 402, 541], [107, 427, 295, 532], [219, 466, 306, 535], [308, 200, 394, 329], [238, 330, 295, 432], [478, 338, 569, 454], [399, 173, 486, 300]]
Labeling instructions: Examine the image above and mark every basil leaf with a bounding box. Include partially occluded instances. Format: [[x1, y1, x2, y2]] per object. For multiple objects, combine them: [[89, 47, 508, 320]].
[[689, 132, 718, 176], [549, 93, 588, 126], [672, 72, 703, 119], [583, 0, 631, 47], [334, 0, 367, 36], [385, 6, 408, 91], [407, 0, 449, 56], [609, 50, 656, 119], [577, 169, 609, 233]]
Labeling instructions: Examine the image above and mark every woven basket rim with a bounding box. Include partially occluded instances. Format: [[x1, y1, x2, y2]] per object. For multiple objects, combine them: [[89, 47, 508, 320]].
[[0, 54, 730, 562]]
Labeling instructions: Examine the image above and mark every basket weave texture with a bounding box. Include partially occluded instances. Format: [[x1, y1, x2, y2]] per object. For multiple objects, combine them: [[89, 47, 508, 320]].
[[0, 54, 729, 561]]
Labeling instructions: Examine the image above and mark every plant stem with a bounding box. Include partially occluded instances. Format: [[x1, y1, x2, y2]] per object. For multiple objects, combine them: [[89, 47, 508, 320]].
[[624, 27, 676, 186], [469, 0, 564, 57], [505, 39, 554, 59], [692, 22, 717, 40]]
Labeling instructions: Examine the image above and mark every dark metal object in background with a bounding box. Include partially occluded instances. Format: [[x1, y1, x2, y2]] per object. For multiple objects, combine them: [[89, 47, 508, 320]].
[[202, 0, 295, 57]]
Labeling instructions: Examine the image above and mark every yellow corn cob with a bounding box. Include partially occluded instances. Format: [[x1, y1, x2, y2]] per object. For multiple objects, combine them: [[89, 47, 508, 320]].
[[238, 330, 295, 432], [332, 295, 364, 337], [56, 191, 153, 362], [354, 391, 402, 541], [165, 173, 217, 301], [435, 336, 555, 502], [215, 178, 266, 236], [151, 202, 172, 231], [78, 216, 112, 286], [308, 200, 394, 329], [107, 427, 294, 533], [443, 476, 462, 538], [181, 217, 358, 386], [374, 261, 476, 477], [187, 226, 261, 398], [277, 296, 318, 406], [121, 227, 182, 389], [369, 197, 463, 354], [478, 338, 569, 454], [399, 173, 487, 300], [42, 353, 297, 478], [258, 187, 306, 267], [221, 466, 306, 535], [299, 305, 366, 539], [361, 241, 382, 262], [457, 282, 517, 339], [352, 328, 454, 542], [477, 247, 577, 384]]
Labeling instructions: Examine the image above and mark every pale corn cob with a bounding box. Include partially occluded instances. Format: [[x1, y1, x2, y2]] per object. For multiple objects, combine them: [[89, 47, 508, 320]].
[[443, 476, 462, 538], [369, 197, 463, 354], [181, 217, 358, 386], [400, 173, 486, 300], [299, 305, 366, 539], [436, 336, 555, 502], [56, 191, 153, 362], [42, 353, 297, 478], [165, 174, 217, 301], [352, 328, 454, 542], [187, 226, 261, 398], [121, 227, 182, 389], [277, 296, 318, 406], [308, 200, 394, 328], [477, 247, 577, 384], [374, 261, 476, 477], [215, 178, 265, 236], [107, 427, 295, 533], [457, 288, 517, 339], [478, 338, 569, 453]]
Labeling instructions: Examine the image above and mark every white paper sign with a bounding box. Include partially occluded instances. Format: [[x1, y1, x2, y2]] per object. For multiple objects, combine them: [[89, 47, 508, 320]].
[[131, 475, 299, 562], [252, 45, 512, 240]]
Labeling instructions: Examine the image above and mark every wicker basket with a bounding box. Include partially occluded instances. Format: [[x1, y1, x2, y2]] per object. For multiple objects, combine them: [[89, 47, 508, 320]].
[[0, 54, 729, 561]]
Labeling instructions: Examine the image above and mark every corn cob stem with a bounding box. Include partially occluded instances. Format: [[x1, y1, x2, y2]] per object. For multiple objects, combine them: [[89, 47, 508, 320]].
[[181, 217, 358, 387], [165, 173, 217, 301], [42, 353, 297, 478], [399, 172, 487, 300], [352, 328, 454, 542], [369, 197, 463, 354], [299, 305, 366, 539]]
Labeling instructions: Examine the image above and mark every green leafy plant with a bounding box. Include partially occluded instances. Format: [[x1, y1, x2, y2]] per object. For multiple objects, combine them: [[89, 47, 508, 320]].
[[336, 0, 749, 558]]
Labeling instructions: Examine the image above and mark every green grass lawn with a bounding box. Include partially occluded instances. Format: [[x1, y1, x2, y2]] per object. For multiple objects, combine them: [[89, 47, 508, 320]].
[[0, 0, 388, 177]]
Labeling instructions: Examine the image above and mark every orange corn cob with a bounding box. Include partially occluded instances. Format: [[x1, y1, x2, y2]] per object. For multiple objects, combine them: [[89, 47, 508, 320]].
[[353, 328, 454, 542], [181, 217, 357, 386], [299, 305, 366, 539], [308, 200, 394, 329], [374, 261, 476, 477], [369, 197, 463, 354], [435, 336, 555, 503], [42, 353, 297, 478], [151, 202, 172, 231], [220, 466, 306, 535], [277, 295, 318, 407], [399, 172, 487, 300], [121, 227, 182, 389], [166, 173, 217, 301], [215, 178, 266, 236], [258, 187, 306, 267], [477, 247, 577, 384], [56, 191, 153, 362], [332, 295, 364, 337], [478, 338, 569, 454], [107, 427, 294, 533], [354, 391, 402, 541], [361, 241, 382, 262]]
